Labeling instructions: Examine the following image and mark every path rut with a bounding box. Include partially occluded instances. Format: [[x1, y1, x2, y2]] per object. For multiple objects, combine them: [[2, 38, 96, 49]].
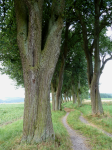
[[62, 112, 90, 150], [79, 114, 112, 138]]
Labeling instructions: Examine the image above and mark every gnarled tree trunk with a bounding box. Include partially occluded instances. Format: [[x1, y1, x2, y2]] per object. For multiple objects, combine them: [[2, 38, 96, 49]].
[[14, 0, 65, 143]]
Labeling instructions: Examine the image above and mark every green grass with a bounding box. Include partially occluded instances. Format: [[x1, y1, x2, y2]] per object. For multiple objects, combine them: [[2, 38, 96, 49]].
[[0, 104, 24, 125], [101, 98, 112, 100], [0, 120, 23, 150], [86, 98, 112, 100], [67, 109, 112, 150], [63, 101, 112, 149], [0, 104, 72, 150], [72, 102, 112, 134], [63, 101, 112, 133]]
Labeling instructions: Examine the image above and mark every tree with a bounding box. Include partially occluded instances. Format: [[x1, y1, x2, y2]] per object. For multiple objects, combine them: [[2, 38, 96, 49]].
[[1, 0, 65, 144], [62, 41, 88, 105], [0, 0, 23, 86], [74, 0, 112, 115]]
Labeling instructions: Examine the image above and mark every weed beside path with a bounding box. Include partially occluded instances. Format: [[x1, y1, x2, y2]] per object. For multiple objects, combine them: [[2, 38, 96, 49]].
[[63, 102, 112, 149]]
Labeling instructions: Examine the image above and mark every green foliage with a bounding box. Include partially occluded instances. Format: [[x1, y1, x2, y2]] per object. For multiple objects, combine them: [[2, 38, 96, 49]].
[[62, 40, 89, 98], [0, 1, 23, 87], [100, 93, 112, 98]]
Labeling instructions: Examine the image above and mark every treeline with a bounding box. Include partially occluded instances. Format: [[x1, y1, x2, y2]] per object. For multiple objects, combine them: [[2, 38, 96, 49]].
[[100, 93, 112, 98], [89, 93, 112, 98]]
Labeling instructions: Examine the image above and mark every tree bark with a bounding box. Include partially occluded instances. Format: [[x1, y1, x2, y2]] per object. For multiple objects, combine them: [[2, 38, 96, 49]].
[[64, 93, 66, 102], [90, 0, 103, 115], [55, 57, 65, 110], [55, 22, 69, 110], [72, 85, 77, 104], [76, 1, 103, 115], [77, 79, 82, 107], [14, 0, 65, 143], [73, 93, 77, 104], [51, 83, 55, 111]]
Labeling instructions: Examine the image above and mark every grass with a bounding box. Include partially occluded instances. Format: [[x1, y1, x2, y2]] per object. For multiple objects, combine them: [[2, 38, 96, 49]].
[[67, 110, 112, 150], [101, 98, 112, 100], [1, 101, 112, 149], [77, 103, 112, 134], [0, 104, 72, 150], [86, 98, 112, 100], [0, 120, 23, 150], [0, 104, 24, 125], [63, 101, 112, 149]]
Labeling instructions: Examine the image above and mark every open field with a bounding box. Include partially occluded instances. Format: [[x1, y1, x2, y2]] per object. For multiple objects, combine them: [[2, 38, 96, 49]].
[[0, 104, 72, 150], [1, 102, 112, 149], [0, 104, 24, 126]]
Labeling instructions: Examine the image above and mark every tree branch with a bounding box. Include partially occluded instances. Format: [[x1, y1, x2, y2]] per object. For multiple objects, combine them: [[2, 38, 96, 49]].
[[14, 0, 28, 58], [100, 54, 112, 74], [41, 0, 65, 68]]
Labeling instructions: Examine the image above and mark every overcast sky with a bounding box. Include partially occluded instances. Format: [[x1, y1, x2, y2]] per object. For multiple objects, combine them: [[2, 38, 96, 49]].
[[0, 73, 25, 100], [0, 28, 112, 100]]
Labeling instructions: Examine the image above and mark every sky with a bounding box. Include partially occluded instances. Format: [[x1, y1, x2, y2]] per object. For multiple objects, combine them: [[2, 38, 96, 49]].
[[0, 73, 25, 100], [0, 28, 112, 100]]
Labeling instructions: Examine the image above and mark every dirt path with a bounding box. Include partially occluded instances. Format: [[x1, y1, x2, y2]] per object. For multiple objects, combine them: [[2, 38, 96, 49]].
[[62, 112, 91, 150], [79, 114, 112, 138]]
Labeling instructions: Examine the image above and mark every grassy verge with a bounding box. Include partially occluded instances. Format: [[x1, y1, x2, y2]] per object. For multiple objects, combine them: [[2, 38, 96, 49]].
[[77, 103, 112, 134], [0, 104, 72, 150], [63, 101, 112, 133], [63, 101, 112, 149], [67, 109, 112, 150]]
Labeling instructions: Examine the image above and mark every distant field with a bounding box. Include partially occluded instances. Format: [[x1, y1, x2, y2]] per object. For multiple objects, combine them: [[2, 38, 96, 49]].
[[86, 98, 112, 100], [101, 98, 112, 100], [0, 104, 24, 126]]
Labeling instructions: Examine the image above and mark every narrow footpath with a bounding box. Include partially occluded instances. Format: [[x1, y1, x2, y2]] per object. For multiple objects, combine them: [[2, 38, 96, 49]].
[[62, 112, 91, 150], [79, 114, 112, 138]]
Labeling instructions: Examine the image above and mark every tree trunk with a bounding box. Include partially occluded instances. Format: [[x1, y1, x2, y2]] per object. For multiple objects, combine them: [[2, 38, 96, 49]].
[[22, 69, 54, 143], [59, 94, 62, 110], [51, 83, 55, 111], [90, 0, 103, 115], [72, 85, 77, 104], [76, 1, 103, 115], [55, 22, 69, 110], [77, 79, 82, 107], [64, 93, 66, 102], [55, 57, 65, 110], [90, 63, 103, 115], [14, 0, 65, 143], [73, 93, 77, 104], [70, 96, 71, 101]]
